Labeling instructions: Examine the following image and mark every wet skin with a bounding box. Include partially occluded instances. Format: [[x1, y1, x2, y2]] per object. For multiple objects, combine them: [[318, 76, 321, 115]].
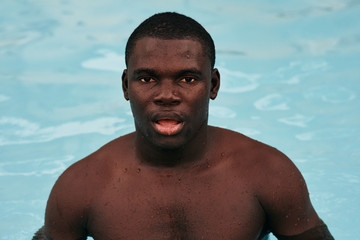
[[44, 38, 324, 240], [123, 38, 219, 156]]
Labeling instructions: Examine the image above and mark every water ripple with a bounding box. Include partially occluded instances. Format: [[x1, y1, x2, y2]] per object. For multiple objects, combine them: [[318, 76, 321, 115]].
[[296, 128, 358, 141], [254, 94, 289, 111], [0, 117, 128, 146], [0, 94, 10, 102], [219, 67, 260, 93], [278, 114, 313, 127], [0, 155, 74, 177], [209, 106, 237, 118], [304, 86, 356, 103], [81, 49, 125, 72]]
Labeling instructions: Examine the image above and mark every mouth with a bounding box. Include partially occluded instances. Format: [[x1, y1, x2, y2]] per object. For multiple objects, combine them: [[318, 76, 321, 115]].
[[153, 118, 184, 136]]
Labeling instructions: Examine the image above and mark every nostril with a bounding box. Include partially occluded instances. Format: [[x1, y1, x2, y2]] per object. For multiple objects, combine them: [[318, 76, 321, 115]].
[[171, 99, 181, 105], [154, 99, 180, 106], [153, 88, 181, 105]]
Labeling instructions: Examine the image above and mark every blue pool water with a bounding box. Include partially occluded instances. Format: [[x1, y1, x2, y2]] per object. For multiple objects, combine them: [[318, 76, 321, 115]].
[[1, 1, 359, 239]]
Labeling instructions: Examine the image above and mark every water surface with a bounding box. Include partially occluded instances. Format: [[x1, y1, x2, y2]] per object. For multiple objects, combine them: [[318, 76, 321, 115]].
[[1, 1, 359, 239]]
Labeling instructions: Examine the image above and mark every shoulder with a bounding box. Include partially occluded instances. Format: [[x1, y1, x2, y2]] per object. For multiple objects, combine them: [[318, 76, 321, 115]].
[[209, 126, 289, 169], [49, 132, 135, 200], [211, 127, 323, 235], [44, 133, 135, 237], [212, 126, 308, 200], [44, 150, 92, 238], [209, 126, 302, 192]]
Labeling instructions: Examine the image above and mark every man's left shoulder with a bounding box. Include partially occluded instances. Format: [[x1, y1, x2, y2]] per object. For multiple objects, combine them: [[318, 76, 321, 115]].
[[211, 126, 289, 161], [209, 126, 264, 149], [211, 126, 301, 181]]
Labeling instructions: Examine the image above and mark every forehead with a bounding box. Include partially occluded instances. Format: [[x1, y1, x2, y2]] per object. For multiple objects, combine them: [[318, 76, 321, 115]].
[[128, 37, 210, 70]]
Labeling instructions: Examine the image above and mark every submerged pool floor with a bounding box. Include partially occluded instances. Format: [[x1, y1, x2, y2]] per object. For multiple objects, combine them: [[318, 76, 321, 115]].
[[1, 1, 359, 239]]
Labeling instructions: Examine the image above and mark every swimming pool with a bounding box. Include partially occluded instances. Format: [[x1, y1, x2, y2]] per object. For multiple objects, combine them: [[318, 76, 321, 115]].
[[1, 1, 359, 239]]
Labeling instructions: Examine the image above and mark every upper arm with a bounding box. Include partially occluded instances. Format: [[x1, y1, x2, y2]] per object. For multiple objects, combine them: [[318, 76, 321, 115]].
[[257, 149, 322, 236], [44, 162, 89, 240]]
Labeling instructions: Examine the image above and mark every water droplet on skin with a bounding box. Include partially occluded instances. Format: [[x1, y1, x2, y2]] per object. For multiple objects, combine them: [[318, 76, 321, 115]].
[[137, 168, 141, 173], [123, 168, 128, 173], [220, 152, 225, 158]]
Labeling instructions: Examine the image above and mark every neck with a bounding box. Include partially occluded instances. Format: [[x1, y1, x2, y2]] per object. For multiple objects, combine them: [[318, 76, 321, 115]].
[[135, 125, 210, 168]]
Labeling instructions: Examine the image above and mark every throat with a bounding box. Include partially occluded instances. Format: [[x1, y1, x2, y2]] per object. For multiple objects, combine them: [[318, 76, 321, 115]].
[[139, 146, 187, 167], [135, 124, 212, 168]]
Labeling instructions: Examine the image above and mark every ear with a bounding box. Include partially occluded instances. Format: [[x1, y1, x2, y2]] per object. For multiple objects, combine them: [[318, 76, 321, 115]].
[[122, 69, 129, 101], [210, 68, 220, 100]]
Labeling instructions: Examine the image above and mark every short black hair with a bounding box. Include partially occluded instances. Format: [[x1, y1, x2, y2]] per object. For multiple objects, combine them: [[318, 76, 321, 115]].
[[125, 12, 215, 69]]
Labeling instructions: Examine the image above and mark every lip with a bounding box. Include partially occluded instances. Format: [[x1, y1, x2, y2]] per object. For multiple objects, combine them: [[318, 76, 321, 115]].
[[151, 113, 185, 136]]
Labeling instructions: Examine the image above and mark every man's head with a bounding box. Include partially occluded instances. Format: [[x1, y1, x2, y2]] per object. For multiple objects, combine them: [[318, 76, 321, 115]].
[[125, 12, 216, 69], [122, 12, 220, 151]]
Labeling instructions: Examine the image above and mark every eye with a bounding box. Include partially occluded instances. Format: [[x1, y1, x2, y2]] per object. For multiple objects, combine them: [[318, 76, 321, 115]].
[[180, 77, 196, 83], [139, 77, 155, 83]]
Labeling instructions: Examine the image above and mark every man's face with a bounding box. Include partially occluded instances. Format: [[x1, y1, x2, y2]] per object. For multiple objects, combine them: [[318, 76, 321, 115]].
[[122, 37, 219, 149]]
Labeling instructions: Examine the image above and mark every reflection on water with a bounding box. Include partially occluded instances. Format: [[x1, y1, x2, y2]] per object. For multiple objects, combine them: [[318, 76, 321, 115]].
[[1, 1, 359, 239]]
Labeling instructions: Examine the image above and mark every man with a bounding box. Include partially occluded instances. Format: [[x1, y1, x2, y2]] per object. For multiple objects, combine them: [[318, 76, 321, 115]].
[[34, 12, 334, 239]]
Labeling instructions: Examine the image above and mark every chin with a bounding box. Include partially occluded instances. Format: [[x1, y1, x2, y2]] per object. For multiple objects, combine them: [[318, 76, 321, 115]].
[[151, 136, 187, 151]]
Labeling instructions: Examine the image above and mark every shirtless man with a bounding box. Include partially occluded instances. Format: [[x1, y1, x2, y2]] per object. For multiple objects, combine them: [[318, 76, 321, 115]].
[[33, 12, 334, 240]]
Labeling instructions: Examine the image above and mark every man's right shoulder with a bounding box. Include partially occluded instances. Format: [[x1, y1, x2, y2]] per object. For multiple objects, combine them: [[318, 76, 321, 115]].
[[68, 132, 134, 169], [52, 132, 135, 197], [45, 133, 136, 235]]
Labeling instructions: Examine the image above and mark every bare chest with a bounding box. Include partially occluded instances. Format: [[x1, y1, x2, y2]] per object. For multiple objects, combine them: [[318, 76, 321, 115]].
[[87, 169, 266, 240]]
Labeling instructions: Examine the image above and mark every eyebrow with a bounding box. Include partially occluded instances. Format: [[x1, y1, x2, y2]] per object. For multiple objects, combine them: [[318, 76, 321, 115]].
[[177, 68, 203, 77], [133, 68, 157, 76]]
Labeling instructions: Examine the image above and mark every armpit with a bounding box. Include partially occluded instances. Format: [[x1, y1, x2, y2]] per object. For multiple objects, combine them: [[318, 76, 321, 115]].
[[32, 226, 51, 240], [274, 222, 334, 240]]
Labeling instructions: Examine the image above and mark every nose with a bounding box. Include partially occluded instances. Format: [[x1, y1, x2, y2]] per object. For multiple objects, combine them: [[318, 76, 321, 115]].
[[153, 80, 181, 106]]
